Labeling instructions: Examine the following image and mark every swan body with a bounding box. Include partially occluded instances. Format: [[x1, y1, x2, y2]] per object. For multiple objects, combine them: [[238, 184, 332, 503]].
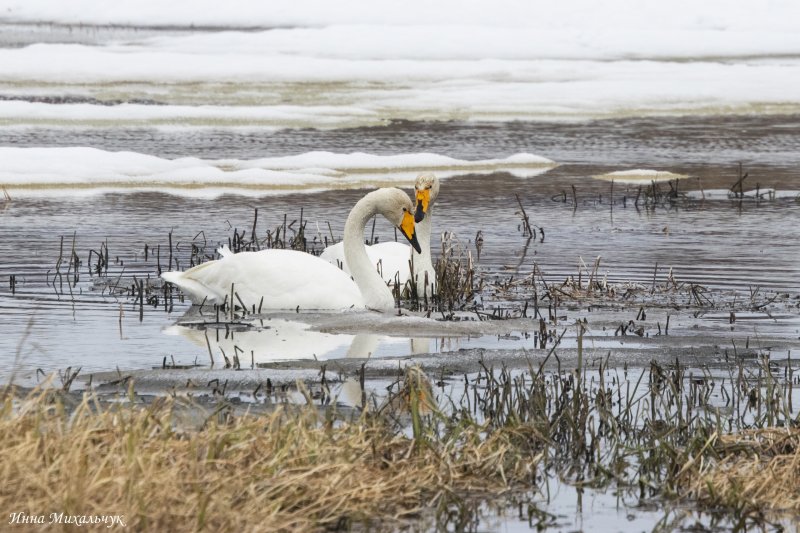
[[162, 249, 364, 310], [320, 173, 440, 297], [319, 241, 413, 285], [162, 188, 420, 312]]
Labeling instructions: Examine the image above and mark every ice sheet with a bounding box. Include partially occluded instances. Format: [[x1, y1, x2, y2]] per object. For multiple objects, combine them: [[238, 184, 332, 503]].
[[2, 1, 799, 125], [5, 0, 800, 34], [593, 170, 690, 183], [0, 147, 555, 196]]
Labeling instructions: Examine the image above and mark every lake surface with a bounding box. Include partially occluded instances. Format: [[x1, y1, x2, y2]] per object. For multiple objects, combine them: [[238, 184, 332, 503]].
[[1, 119, 798, 384]]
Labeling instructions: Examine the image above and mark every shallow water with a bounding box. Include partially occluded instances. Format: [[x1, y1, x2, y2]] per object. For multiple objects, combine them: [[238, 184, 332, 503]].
[[1, 114, 800, 383], [1, 160, 798, 384]]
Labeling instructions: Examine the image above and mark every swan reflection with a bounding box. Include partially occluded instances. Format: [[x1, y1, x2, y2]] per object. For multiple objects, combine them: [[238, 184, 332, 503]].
[[164, 317, 431, 364]]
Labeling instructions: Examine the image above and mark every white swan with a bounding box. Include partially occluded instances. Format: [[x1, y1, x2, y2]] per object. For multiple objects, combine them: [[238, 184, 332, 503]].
[[320, 240, 413, 284], [162, 188, 421, 312], [320, 173, 439, 297]]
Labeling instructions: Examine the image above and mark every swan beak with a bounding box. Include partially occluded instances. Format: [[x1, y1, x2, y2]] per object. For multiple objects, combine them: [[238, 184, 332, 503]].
[[414, 189, 430, 223], [400, 211, 422, 253]]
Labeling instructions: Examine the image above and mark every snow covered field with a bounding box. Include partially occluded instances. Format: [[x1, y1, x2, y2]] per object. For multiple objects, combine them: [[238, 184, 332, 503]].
[[1, 0, 799, 128]]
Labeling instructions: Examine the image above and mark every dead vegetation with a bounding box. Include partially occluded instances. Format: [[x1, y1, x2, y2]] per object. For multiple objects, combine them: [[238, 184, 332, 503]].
[[669, 428, 800, 531], [676, 428, 800, 514], [4, 345, 800, 531], [419, 231, 479, 314], [0, 371, 546, 532]]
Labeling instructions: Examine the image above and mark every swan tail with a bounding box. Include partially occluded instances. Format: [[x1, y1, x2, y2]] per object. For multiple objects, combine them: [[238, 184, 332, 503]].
[[217, 245, 234, 258], [160, 270, 184, 285], [162, 269, 224, 305]]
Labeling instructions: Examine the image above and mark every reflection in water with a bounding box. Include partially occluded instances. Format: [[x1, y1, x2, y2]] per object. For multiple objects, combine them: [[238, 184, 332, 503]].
[[338, 378, 365, 408], [346, 334, 379, 358], [164, 317, 432, 364], [336, 367, 438, 413], [1, 154, 798, 381]]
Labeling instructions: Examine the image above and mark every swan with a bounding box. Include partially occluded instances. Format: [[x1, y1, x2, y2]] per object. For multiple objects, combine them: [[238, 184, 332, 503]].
[[320, 240, 413, 285], [320, 173, 440, 297], [162, 188, 421, 312]]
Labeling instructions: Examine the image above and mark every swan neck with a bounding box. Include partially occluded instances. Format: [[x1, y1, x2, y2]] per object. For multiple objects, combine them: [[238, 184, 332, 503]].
[[343, 194, 395, 311], [414, 205, 436, 294], [417, 205, 433, 259]]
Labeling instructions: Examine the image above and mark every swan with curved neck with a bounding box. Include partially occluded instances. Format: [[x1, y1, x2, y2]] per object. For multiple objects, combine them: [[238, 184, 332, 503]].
[[162, 188, 420, 312], [320, 173, 439, 297]]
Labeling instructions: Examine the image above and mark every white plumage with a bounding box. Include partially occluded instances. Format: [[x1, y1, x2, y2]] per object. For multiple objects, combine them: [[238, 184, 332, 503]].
[[320, 173, 439, 296], [162, 188, 420, 312]]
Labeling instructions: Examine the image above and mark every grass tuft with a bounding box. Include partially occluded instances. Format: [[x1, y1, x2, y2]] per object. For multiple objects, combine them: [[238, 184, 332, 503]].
[[678, 428, 800, 514], [0, 376, 544, 532]]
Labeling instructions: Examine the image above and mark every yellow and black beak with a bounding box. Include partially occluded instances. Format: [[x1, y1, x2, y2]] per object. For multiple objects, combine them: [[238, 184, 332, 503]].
[[414, 188, 430, 223], [400, 210, 422, 253]]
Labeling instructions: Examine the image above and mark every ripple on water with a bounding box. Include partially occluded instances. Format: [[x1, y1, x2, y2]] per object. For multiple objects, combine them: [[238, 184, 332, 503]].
[[1, 119, 799, 380]]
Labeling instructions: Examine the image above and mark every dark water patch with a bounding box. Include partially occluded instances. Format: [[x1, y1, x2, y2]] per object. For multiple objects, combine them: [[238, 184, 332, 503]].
[[0, 94, 166, 106], [0, 21, 287, 48], [2, 115, 800, 168]]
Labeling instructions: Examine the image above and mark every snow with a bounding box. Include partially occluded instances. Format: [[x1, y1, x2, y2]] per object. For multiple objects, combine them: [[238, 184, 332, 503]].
[[0, 1, 799, 126], [1, 1, 799, 191], [4, 1, 800, 34], [593, 170, 690, 183], [0, 147, 555, 196]]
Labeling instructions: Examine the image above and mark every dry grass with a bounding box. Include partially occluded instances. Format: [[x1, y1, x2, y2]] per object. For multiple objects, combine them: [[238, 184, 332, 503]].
[[4, 355, 799, 531], [0, 378, 544, 532], [678, 428, 800, 514]]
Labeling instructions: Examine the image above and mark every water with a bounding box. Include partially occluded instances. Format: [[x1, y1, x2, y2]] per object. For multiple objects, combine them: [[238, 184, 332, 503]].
[[3, 116, 800, 167], [1, 169, 798, 382]]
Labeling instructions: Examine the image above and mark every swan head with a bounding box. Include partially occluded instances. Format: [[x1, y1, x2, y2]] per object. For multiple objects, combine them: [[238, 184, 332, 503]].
[[414, 172, 439, 223], [375, 187, 422, 254]]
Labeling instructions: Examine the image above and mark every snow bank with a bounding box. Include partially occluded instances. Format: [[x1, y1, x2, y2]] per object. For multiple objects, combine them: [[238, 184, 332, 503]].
[[0, 147, 555, 197], [593, 170, 690, 183], [4, 0, 800, 35], [1, 1, 799, 124]]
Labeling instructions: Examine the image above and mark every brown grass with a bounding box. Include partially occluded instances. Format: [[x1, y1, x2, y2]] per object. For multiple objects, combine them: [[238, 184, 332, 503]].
[[678, 428, 800, 513], [0, 380, 544, 532]]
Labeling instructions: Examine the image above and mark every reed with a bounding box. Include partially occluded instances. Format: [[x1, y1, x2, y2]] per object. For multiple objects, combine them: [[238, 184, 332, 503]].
[[3, 343, 800, 531], [0, 370, 546, 532]]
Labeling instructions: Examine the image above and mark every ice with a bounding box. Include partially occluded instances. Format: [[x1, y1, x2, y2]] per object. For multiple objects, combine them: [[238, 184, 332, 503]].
[[0, 147, 555, 196], [593, 170, 690, 183], [5, 0, 800, 34], [2, 1, 800, 126]]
